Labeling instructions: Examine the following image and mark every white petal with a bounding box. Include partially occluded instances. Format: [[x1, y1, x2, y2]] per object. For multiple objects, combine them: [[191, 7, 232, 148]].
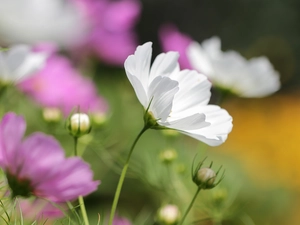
[[187, 41, 215, 77], [124, 42, 152, 91], [159, 113, 209, 130], [148, 76, 179, 121], [170, 70, 212, 116], [6, 45, 30, 72], [239, 57, 280, 97], [0, 52, 9, 81], [13, 51, 47, 82], [201, 36, 222, 59], [180, 105, 233, 146], [126, 72, 148, 107], [149, 51, 180, 82]]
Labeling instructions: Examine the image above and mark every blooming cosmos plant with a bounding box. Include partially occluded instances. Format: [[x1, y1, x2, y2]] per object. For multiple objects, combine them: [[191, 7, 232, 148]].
[[187, 36, 281, 98], [0, 45, 46, 84], [0, 112, 99, 202], [124, 42, 233, 146]]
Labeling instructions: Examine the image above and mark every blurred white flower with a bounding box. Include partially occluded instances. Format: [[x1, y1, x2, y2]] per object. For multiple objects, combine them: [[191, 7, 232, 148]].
[[125, 42, 233, 146], [0, 45, 47, 83], [0, 0, 87, 47], [187, 36, 281, 98]]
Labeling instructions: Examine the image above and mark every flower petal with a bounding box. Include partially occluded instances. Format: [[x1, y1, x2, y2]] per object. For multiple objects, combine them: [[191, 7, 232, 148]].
[[148, 76, 179, 121], [170, 70, 211, 117], [0, 112, 26, 169], [17, 133, 65, 184], [187, 41, 215, 76], [149, 51, 180, 82], [0, 51, 9, 80], [126, 71, 148, 107], [35, 157, 99, 202], [181, 105, 233, 146], [159, 113, 209, 130], [124, 42, 152, 90]]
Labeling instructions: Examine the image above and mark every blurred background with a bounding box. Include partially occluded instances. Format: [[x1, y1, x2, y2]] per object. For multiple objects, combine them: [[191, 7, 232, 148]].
[[1, 0, 300, 224]]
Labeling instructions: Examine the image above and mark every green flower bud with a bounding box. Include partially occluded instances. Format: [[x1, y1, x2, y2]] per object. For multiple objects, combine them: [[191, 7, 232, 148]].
[[67, 113, 91, 138], [157, 204, 181, 225], [160, 148, 178, 164], [91, 112, 108, 126], [42, 107, 62, 123], [192, 158, 224, 189], [195, 167, 216, 188]]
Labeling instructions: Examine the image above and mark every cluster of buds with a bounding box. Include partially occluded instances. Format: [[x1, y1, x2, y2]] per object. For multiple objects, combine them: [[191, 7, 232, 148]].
[[67, 113, 92, 138], [192, 158, 224, 189]]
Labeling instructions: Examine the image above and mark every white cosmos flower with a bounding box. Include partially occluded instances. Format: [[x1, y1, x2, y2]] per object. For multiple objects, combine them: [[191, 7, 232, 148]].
[[124, 42, 233, 146], [187, 36, 281, 98], [0, 45, 47, 84], [0, 0, 87, 47]]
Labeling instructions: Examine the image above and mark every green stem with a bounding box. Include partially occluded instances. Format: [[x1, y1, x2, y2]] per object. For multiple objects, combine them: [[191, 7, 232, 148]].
[[178, 187, 202, 225], [108, 126, 149, 225], [73, 137, 90, 225], [74, 137, 78, 156], [79, 196, 90, 225]]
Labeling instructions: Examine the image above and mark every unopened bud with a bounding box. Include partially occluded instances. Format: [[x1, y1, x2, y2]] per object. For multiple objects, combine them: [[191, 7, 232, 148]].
[[67, 113, 91, 138], [42, 107, 62, 123], [157, 204, 181, 225], [91, 112, 108, 126], [160, 148, 177, 164], [194, 167, 216, 189]]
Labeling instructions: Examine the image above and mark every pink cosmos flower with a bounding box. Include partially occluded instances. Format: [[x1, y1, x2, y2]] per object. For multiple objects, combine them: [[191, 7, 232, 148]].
[[19, 198, 65, 224], [18, 47, 108, 117], [71, 0, 141, 65], [0, 112, 99, 201], [113, 216, 131, 225], [159, 24, 193, 70]]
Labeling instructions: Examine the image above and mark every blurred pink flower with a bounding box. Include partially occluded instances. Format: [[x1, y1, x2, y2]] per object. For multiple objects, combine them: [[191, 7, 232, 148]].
[[72, 0, 141, 65], [18, 49, 108, 116], [19, 198, 65, 223], [0, 112, 99, 201], [113, 216, 132, 225], [159, 24, 193, 70]]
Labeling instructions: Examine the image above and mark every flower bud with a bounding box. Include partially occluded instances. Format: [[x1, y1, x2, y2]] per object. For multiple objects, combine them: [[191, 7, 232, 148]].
[[67, 113, 91, 138], [42, 107, 62, 123], [194, 167, 216, 189], [91, 112, 108, 126], [159, 148, 178, 164], [157, 204, 181, 225]]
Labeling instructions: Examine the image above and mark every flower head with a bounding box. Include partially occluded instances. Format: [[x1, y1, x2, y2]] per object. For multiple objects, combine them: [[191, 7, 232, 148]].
[[187, 36, 281, 98], [18, 49, 108, 117], [0, 45, 46, 84], [0, 112, 99, 202], [124, 42, 233, 146]]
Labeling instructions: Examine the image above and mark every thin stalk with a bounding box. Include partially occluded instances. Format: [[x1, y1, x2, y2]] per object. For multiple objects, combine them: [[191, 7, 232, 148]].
[[79, 196, 89, 225], [108, 126, 149, 225], [74, 137, 90, 225], [74, 137, 78, 156], [178, 187, 201, 225]]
